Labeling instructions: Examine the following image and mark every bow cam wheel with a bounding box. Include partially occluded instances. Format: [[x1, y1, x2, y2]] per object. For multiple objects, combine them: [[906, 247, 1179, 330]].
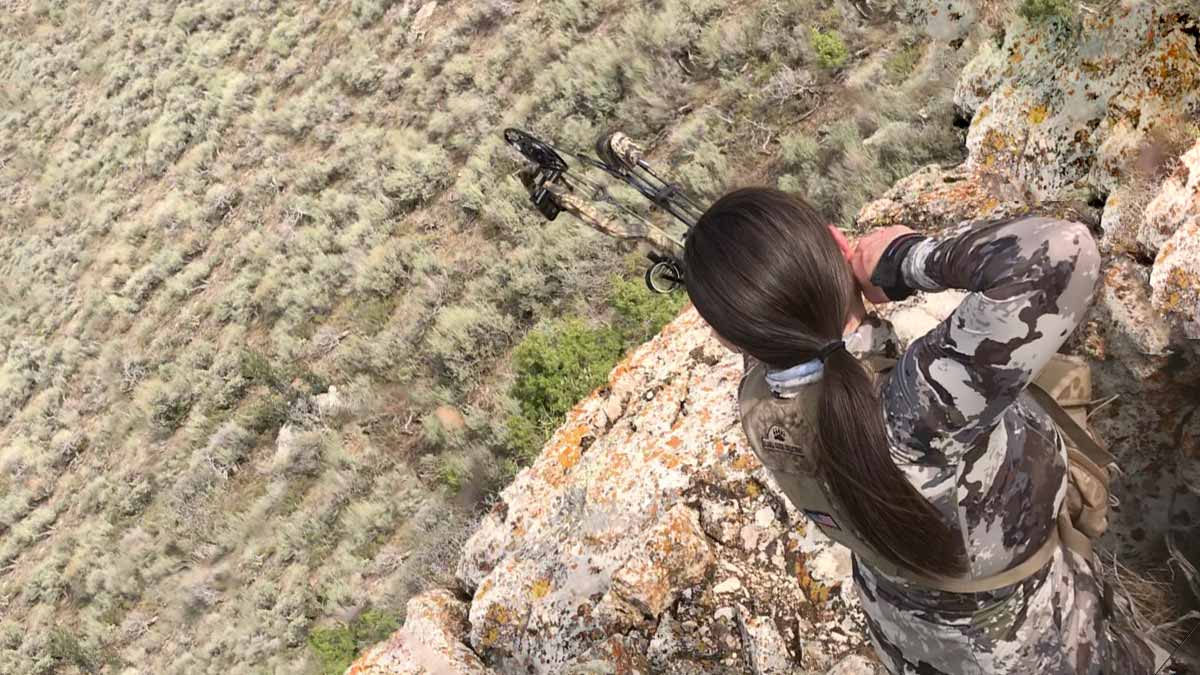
[[504, 128, 568, 173]]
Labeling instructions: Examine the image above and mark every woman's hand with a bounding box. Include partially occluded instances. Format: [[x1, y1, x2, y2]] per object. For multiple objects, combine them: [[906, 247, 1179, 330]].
[[849, 225, 916, 305]]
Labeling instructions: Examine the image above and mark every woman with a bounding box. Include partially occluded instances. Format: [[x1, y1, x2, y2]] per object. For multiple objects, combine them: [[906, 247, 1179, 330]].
[[683, 188, 1164, 674]]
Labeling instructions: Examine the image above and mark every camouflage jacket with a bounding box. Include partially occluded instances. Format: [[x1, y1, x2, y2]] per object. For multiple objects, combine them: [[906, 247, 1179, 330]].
[[741, 216, 1165, 673]]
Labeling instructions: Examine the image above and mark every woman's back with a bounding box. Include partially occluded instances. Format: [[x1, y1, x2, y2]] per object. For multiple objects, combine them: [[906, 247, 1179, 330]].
[[687, 190, 1166, 674]]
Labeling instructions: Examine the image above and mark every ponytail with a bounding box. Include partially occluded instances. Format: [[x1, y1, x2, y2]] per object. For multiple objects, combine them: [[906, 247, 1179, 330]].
[[685, 187, 965, 578], [817, 349, 964, 576]]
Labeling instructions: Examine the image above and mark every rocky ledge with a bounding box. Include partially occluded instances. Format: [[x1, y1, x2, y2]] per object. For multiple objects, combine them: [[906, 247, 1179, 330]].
[[354, 304, 887, 674]]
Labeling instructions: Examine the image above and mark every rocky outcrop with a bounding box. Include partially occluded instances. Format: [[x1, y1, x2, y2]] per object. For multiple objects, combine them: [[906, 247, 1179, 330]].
[[1147, 144, 1200, 339], [954, 5, 1200, 202], [455, 310, 869, 674], [348, 307, 896, 674], [348, 591, 490, 675], [350, 3, 1200, 673]]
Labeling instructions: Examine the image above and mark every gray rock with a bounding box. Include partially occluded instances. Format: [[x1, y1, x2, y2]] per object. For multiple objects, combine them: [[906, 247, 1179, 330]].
[[738, 612, 793, 675], [825, 654, 886, 675]]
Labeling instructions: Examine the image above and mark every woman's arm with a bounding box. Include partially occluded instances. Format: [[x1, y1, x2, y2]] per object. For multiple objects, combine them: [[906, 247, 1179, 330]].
[[872, 216, 1101, 463]]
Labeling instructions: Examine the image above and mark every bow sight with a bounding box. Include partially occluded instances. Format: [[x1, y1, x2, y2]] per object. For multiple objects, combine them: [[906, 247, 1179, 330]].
[[504, 128, 707, 294]]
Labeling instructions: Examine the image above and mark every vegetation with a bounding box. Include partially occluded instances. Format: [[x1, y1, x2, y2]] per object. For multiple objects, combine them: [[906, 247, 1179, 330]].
[[308, 609, 401, 675], [0, 0, 968, 672], [1017, 0, 1076, 21], [811, 29, 850, 69], [508, 319, 625, 459]]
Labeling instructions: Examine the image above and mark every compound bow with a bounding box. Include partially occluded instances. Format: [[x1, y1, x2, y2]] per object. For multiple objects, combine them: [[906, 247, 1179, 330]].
[[503, 128, 707, 294]]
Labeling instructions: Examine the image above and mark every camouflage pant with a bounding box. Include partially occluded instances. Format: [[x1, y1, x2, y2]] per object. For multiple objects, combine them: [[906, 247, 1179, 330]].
[[853, 548, 1163, 675]]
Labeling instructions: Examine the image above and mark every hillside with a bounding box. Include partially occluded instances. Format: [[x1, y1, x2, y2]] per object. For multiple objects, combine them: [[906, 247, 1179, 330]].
[[0, 0, 976, 673], [349, 1, 1200, 673]]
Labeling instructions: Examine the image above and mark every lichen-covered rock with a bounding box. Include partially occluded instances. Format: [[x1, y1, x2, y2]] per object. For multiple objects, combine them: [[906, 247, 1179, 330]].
[[956, 6, 1200, 200], [347, 590, 491, 675], [1086, 257, 1173, 383], [1150, 219, 1200, 339], [1144, 140, 1200, 339], [607, 504, 715, 619], [854, 164, 1029, 232], [1140, 141, 1200, 255], [455, 309, 871, 673]]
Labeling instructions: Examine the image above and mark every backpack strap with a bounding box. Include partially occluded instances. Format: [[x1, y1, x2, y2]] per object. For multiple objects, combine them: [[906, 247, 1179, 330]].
[[1026, 383, 1117, 469], [897, 526, 1063, 593]]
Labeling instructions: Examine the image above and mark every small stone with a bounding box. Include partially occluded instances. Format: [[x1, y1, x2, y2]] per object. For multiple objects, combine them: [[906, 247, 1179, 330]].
[[740, 524, 761, 551], [714, 607, 735, 621], [754, 506, 776, 528], [713, 578, 742, 594], [825, 654, 886, 675], [700, 498, 742, 546], [807, 547, 853, 587], [647, 614, 684, 668], [411, 1, 439, 39], [603, 396, 623, 426], [739, 614, 793, 675]]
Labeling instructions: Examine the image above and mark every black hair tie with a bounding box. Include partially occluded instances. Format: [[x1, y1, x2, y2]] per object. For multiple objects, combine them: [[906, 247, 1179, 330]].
[[816, 340, 846, 362]]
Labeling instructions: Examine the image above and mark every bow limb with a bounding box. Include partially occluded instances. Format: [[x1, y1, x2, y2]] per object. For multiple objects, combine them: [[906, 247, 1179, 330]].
[[543, 182, 685, 259]]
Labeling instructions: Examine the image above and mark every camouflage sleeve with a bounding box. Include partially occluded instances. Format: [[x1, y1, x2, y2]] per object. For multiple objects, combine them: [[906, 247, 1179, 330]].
[[883, 216, 1101, 463]]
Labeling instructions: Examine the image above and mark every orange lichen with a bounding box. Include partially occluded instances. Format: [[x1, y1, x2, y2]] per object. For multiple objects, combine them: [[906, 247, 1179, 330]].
[[541, 423, 589, 483], [731, 450, 759, 472], [1027, 104, 1049, 124], [530, 578, 552, 599], [1158, 267, 1199, 312], [480, 603, 514, 648]]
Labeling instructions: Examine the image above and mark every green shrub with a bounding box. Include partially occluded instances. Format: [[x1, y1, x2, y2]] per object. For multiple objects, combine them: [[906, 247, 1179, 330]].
[[810, 28, 848, 69], [308, 609, 401, 674], [47, 628, 100, 674], [240, 393, 290, 435], [1017, 0, 1074, 21], [307, 625, 356, 674], [779, 131, 821, 172], [506, 318, 624, 460], [351, 0, 397, 28], [346, 296, 396, 336], [608, 275, 687, 343], [426, 304, 514, 385], [436, 453, 468, 491], [148, 383, 194, 434], [420, 411, 464, 451], [884, 42, 923, 82]]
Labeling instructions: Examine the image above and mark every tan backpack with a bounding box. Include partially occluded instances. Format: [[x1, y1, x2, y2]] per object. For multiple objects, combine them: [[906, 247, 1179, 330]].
[[738, 353, 1117, 594]]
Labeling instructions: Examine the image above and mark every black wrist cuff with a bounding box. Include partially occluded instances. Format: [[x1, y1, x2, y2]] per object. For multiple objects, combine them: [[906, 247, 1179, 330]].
[[869, 233, 927, 301]]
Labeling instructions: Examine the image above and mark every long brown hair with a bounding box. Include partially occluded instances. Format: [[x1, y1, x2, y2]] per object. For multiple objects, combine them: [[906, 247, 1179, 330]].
[[684, 187, 964, 577]]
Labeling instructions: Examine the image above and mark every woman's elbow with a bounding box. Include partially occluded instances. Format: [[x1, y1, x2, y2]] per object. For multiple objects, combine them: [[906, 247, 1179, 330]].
[[1057, 220, 1101, 287], [1047, 219, 1101, 313]]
